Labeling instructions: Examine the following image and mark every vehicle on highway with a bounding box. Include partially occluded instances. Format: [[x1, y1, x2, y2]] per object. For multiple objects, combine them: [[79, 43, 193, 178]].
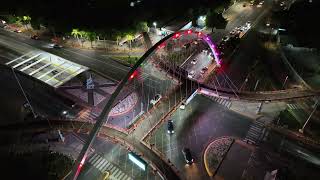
[[150, 94, 162, 105], [182, 148, 194, 164], [51, 44, 63, 48], [188, 70, 195, 79], [257, 1, 264, 7], [246, 21, 252, 28], [280, 1, 284, 6], [14, 29, 22, 33], [191, 58, 197, 65], [222, 36, 230, 42], [200, 67, 208, 74], [31, 35, 39, 40], [229, 29, 238, 36], [167, 120, 174, 134], [180, 102, 186, 110]]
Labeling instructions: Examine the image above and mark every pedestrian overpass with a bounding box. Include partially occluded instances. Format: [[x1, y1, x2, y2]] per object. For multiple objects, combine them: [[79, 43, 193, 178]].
[[5, 50, 88, 88]]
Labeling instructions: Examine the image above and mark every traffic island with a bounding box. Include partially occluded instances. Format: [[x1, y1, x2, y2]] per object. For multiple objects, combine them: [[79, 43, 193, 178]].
[[203, 137, 234, 178]]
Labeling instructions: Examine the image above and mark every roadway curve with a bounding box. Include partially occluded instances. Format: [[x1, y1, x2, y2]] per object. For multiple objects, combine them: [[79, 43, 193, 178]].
[[0, 119, 180, 180]]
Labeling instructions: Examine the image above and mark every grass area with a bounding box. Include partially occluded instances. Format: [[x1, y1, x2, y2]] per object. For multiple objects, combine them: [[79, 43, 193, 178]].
[[112, 55, 140, 66], [278, 109, 302, 130], [0, 150, 73, 180]]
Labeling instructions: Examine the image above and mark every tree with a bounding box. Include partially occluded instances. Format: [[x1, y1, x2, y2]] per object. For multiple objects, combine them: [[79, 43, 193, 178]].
[[71, 28, 81, 44], [86, 31, 97, 48], [135, 21, 148, 32], [125, 33, 134, 49], [206, 10, 227, 31], [17, 15, 31, 29]]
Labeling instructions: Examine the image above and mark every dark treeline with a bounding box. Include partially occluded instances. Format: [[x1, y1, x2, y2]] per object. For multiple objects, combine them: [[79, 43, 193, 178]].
[[0, 0, 231, 36], [275, 0, 320, 48]]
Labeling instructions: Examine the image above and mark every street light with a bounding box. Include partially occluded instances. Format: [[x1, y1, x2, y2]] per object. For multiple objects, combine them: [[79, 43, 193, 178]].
[[153, 22, 157, 29], [299, 100, 318, 134]]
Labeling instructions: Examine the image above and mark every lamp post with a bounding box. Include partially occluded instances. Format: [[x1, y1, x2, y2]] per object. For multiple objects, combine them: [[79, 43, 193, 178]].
[[282, 75, 288, 89], [153, 22, 157, 29], [299, 100, 318, 134]]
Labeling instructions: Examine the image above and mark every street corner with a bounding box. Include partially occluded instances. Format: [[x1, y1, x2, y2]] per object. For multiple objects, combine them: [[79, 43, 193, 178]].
[[109, 91, 139, 116], [203, 136, 234, 177]]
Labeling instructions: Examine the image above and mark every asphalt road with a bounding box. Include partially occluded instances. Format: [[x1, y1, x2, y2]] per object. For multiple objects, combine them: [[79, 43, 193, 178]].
[[0, 28, 129, 82], [147, 94, 252, 179]]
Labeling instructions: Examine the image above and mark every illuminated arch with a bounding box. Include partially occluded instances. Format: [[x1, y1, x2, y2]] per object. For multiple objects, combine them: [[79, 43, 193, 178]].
[[71, 29, 220, 179]]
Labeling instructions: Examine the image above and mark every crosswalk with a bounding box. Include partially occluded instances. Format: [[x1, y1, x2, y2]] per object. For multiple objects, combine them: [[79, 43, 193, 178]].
[[244, 117, 273, 145], [208, 96, 232, 109], [287, 103, 302, 110], [88, 153, 132, 180]]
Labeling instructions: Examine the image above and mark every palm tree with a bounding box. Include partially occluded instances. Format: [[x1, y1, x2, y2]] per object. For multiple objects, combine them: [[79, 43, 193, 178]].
[[79, 31, 88, 47], [71, 28, 81, 45]]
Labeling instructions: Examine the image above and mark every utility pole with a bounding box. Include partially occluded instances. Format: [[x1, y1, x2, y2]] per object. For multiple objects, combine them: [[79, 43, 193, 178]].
[[282, 75, 288, 89], [12, 68, 37, 118], [299, 100, 318, 134], [254, 79, 260, 91]]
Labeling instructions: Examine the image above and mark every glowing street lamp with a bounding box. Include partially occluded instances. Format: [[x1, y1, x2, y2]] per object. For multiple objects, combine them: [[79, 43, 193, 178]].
[[153, 22, 157, 29]]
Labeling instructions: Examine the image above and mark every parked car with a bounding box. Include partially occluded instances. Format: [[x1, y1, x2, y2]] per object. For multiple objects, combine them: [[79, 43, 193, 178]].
[[150, 94, 162, 105], [182, 148, 194, 164], [167, 120, 174, 134]]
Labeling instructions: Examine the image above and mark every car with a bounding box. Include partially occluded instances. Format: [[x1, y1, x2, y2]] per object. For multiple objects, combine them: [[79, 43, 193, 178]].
[[257, 1, 264, 7], [191, 59, 197, 65], [150, 94, 162, 105], [200, 67, 208, 74], [14, 29, 22, 33], [179, 102, 186, 110], [52, 44, 63, 48], [182, 148, 194, 164], [167, 120, 174, 134], [31, 35, 39, 40], [229, 29, 237, 35], [188, 70, 195, 79], [222, 36, 230, 42]]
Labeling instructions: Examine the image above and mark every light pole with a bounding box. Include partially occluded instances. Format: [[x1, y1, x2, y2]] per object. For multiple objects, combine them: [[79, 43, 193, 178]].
[[282, 75, 288, 89], [153, 22, 157, 30], [299, 100, 318, 134], [12, 68, 37, 118]]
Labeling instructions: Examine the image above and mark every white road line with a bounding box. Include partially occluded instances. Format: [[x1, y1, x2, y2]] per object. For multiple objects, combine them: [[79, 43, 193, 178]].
[[91, 155, 102, 165], [93, 158, 103, 167], [96, 159, 106, 170], [98, 160, 108, 171], [88, 154, 98, 163]]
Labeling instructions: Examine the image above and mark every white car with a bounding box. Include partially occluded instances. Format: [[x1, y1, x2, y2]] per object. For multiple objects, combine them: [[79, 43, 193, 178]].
[[257, 1, 264, 7], [150, 94, 162, 105], [191, 59, 197, 64], [180, 102, 186, 110], [188, 70, 195, 79]]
